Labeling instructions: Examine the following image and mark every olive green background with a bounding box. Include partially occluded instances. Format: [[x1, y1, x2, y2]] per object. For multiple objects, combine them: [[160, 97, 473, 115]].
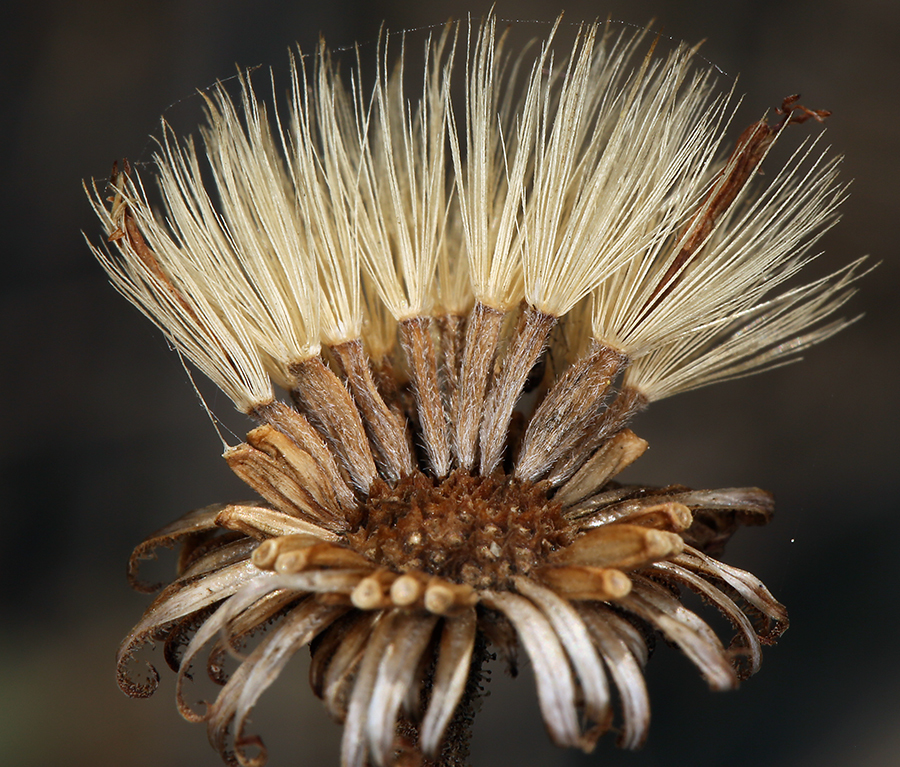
[[2, 1, 897, 765]]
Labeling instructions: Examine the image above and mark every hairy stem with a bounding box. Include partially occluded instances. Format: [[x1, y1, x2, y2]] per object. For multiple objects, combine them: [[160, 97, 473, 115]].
[[332, 339, 415, 484], [452, 302, 504, 471], [290, 355, 377, 493], [400, 316, 452, 477], [516, 340, 626, 482], [480, 305, 557, 476]]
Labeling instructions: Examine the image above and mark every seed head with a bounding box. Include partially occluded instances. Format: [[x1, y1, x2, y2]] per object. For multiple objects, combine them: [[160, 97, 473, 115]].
[[87, 13, 865, 767]]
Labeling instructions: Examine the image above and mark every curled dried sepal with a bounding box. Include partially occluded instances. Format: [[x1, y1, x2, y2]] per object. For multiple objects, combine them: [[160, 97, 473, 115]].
[[419, 608, 478, 757], [480, 591, 585, 749], [319, 613, 381, 721], [577, 604, 651, 750], [622, 578, 738, 691], [650, 560, 763, 679], [513, 577, 612, 742], [127, 502, 235, 593], [674, 546, 789, 642], [340, 611, 404, 767], [117, 559, 261, 698], [174, 574, 287, 721], [366, 614, 441, 767], [209, 600, 350, 767], [246, 425, 353, 522], [253, 400, 358, 513]]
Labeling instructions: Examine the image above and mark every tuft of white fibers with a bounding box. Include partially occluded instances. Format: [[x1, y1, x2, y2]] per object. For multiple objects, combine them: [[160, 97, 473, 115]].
[[590, 130, 847, 359], [86, 169, 276, 413], [521, 29, 723, 319], [87, 11, 861, 427], [447, 13, 544, 312], [284, 44, 363, 347], [352, 25, 458, 322], [625, 256, 870, 401], [191, 75, 323, 386]]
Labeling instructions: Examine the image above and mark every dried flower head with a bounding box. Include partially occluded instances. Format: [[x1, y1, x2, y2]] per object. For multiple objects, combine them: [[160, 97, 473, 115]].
[[87, 14, 865, 767]]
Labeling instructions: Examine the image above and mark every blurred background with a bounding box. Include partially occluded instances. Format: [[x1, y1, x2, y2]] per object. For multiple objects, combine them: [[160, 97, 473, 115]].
[[2, 1, 897, 765]]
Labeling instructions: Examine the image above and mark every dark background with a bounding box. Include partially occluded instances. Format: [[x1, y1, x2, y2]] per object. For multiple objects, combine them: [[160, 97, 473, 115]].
[[2, 1, 898, 765]]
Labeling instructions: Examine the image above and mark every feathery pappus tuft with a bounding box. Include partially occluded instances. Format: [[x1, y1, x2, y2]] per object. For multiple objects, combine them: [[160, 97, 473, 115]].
[[87, 13, 867, 767]]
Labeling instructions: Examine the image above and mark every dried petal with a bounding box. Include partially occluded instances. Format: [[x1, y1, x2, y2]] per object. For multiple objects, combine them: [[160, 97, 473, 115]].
[[247, 424, 349, 520], [178, 537, 258, 581], [652, 560, 763, 678], [622, 579, 737, 691], [117, 560, 261, 698], [231, 602, 349, 765], [367, 613, 439, 766], [216, 503, 341, 542], [127, 503, 233, 592], [675, 546, 789, 639], [535, 565, 632, 602], [515, 577, 612, 737], [555, 430, 648, 506], [341, 611, 401, 767], [481, 591, 584, 748], [175, 575, 285, 720], [321, 613, 380, 720], [225, 443, 347, 531], [420, 609, 477, 757], [577, 604, 651, 750], [206, 599, 346, 764]]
